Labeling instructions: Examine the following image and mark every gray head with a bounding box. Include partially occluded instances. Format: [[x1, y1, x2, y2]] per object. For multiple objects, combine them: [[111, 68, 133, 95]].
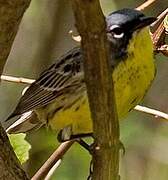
[[106, 8, 156, 65]]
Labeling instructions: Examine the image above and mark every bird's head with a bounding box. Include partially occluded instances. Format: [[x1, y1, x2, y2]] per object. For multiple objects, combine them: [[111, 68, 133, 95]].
[[106, 8, 156, 66]]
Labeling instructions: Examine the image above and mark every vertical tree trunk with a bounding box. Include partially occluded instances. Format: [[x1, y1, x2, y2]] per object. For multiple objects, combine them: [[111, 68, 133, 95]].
[[72, 1, 120, 180], [0, 125, 28, 179], [0, 0, 31, 179]]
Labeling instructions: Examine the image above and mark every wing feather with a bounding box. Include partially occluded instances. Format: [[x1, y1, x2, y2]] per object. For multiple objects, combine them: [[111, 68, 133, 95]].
[[7, 47, 84, 120]]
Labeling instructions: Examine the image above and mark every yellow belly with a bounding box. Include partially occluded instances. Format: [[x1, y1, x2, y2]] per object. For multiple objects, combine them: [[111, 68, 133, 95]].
[[37, 28, 155, 136]]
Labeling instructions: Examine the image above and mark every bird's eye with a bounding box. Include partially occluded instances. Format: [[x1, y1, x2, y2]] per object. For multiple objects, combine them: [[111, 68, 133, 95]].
[[109, 25, 124, 39]]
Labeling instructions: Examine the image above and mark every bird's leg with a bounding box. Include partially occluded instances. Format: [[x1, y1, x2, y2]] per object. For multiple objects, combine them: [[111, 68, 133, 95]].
[[57, 126, 94, 154], [75, 138, 94, 154], [57, 125, 93, 142], [57, 125, 73, 142], [58, 126, 125, 155], [76, 138, 125, 155]]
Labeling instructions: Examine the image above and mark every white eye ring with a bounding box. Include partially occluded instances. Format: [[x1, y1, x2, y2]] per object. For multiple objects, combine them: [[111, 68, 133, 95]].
[[113, 32, 124, 39], [109, 25, 124, 39]]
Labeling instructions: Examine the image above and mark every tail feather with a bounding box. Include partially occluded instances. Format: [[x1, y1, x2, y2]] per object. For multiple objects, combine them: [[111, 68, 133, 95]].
[[6, 111, 44, 134]]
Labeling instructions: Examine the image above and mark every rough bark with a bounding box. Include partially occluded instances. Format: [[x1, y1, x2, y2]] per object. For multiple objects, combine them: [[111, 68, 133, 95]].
[[0, 0, 30, 74], [0, 125, 28, 179], [72, 1, 120, 180], [0, 0, 31, 179]]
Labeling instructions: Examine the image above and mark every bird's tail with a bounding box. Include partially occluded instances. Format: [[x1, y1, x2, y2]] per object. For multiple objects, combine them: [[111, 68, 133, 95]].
[[6, 111, 44, 134]]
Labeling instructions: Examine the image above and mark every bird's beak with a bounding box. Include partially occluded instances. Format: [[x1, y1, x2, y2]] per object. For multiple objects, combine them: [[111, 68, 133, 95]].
[[135, 16, 156, 30]]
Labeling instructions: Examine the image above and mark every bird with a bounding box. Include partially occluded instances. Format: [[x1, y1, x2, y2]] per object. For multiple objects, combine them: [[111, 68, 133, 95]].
[[5, 8, 156, 142]]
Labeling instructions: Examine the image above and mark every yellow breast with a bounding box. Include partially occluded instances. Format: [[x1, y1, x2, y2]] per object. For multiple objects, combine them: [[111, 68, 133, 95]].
[[113, 27, 155, 118]]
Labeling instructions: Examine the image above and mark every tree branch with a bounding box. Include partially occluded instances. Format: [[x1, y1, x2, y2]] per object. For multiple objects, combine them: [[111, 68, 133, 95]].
[[151, 8, 168, 56], [0, 0, 31, 75], [31, 141, 74, 180], [134, 105, 168, 120], [0, 0, 31, 179], [0, 125, 29, 179], [1, 75, 34, 84], [72, 1, 120, 180], [136, 0, 156, 11]]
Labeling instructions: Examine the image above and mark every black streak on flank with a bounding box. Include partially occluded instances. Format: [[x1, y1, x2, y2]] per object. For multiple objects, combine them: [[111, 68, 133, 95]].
[[75, 106, 80, 111], [131, 97, 138, 105]]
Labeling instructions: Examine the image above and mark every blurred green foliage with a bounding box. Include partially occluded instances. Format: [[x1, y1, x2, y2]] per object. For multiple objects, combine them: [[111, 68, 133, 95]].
[[9, 133, 31, 164], [0, 0, 168, 179]]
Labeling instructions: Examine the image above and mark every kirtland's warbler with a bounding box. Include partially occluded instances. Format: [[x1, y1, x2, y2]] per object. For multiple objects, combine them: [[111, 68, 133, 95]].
[[6, 8, 156, 141]]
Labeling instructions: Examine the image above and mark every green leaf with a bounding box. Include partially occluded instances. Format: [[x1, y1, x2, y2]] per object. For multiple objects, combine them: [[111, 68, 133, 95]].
[[8, 133, 31, 164]]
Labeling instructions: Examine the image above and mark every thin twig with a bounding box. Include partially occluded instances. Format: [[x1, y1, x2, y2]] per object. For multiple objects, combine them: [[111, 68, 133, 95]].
[[151, 8, 168, 29], [31, 141, 74, 180], [152, 20, 165, 48], [157, 44, 168, 56], [44, 159, 62, 180], [1, 75, 34, 84], [134, 105, 168, 120], [136, 0, 156, 11], [136, 2, 168, 56], [151, 8, 168, 56]]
